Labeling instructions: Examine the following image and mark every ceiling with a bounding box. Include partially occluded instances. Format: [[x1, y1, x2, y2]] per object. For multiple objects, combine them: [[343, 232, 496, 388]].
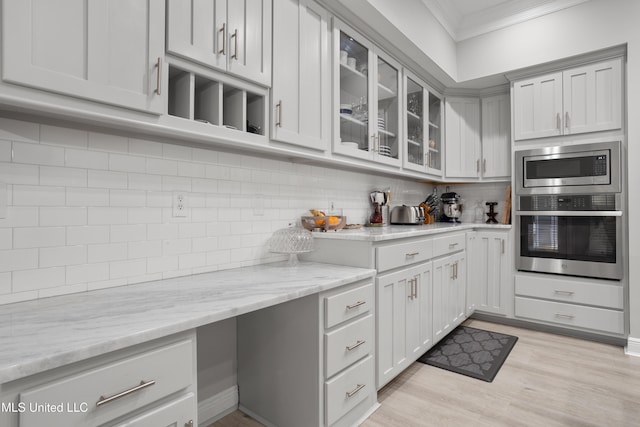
[[421, 0, 591, 41]]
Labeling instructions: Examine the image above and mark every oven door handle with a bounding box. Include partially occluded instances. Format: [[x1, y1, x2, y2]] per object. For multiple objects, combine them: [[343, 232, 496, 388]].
[[516, 210, 623, 217]]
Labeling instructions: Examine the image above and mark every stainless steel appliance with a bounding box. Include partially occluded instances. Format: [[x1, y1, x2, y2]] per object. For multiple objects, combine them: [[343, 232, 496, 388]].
[[440, 192, 462, 223], [515, 141, 624, 280], [516, 140, 621, 194], [390, 205, 424, 225]]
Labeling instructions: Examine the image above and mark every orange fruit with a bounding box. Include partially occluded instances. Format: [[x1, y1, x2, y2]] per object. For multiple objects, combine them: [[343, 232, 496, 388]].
[[328, 216, 340, 226]]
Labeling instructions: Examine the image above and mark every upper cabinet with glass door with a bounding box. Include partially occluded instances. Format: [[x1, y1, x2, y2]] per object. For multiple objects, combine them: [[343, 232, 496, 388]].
[[403, 71, 443, 177], [332, 20, 401, 168]]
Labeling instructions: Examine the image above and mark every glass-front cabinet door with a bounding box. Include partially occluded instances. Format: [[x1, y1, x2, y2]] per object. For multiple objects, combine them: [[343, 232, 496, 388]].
[[332, 20, 401, 167], [403, 70, 442, 176]]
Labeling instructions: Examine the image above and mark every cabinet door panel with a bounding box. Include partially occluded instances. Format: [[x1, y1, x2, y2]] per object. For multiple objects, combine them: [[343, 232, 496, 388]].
[[481, 94, 510, 178], [445, 98, 480, 178], [513, 72, 562, 140], [3, 0, 164, 114]]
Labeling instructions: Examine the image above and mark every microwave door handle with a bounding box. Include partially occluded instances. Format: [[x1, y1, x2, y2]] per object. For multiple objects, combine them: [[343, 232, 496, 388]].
[[516, 211, 623, 217]]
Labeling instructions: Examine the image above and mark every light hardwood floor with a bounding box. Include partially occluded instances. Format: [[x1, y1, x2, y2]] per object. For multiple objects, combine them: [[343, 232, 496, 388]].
[[212, 319, 640, 426]]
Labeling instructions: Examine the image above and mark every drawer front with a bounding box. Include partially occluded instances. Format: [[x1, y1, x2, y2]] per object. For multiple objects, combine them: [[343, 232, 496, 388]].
[[515, 274, 624, 309], [325, 355, 374, 426], [20, 339, 194, 427], [113, 392, 195, 427], [325, 283, 374, 329], [325, 314, 374, 378], [515, 296, 624, 334], [376, 239, 433, 272], [432, 232, 466, 258]]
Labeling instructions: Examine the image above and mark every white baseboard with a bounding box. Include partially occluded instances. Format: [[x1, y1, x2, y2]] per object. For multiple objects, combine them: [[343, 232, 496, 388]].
[[625, 337, 640, 357], [198, 385, 238, 427]]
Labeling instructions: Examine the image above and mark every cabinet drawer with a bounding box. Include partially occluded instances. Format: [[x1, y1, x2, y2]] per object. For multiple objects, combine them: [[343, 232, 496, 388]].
[[20, 339, 194, 427], [515, 274, 624, 309], [325, 314, 374, 378], [325, 283, 374, 329], [376, 239, 433, 272], [112, 392, 195, 427], [325, 355, 374, 426], [515, 296, 624, 335], [432, 233, 465, 258]]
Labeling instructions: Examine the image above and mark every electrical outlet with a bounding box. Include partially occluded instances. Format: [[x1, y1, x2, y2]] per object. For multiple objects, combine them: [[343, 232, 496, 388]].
[[172, 192, 188, 217]]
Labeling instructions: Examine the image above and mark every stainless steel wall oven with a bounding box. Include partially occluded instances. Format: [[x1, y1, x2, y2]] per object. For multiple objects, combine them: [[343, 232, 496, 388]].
[[515, 141, 623, 280]]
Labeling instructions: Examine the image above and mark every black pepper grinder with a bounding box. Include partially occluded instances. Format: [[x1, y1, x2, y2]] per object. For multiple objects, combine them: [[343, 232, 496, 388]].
[[486, 202, 498, 224]]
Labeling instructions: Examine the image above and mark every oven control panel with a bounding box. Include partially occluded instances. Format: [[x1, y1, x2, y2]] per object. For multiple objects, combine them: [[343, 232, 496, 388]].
[[519, 194, 617, 211]]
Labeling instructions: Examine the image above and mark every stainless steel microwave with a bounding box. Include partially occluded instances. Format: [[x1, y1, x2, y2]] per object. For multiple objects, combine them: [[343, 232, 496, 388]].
[[515, 141, 622, 195]]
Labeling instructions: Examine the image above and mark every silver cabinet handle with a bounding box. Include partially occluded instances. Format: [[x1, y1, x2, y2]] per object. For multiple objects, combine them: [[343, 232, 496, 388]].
[[96, 380, 156, 407], [346, 383, 365, 398], [346, 300, 366, 310], [555, 313, 575, 319], [557, 112, 561, 130], [276, 100, 282, 127], [483, 158, 486, 173], [406, 252, 419, 257], [554, 290, 575, 296], [155, 57, 162, 95], [231, 29, 239, 60], [449, 243, 459, 249], [346, 340, 366, 351], [413, 278, 418, 299], [565, 112, 570, 129], [219, 23, 226, 55], [450, 264, 455, 280], [501, 239, 505, 254], [476, 159, 480, 173]]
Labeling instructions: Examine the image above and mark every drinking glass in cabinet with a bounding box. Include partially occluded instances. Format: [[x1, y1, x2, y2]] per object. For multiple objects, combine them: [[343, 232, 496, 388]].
[[339, 32, 369, 150], [427, 92, 442, 170], [377, 57, 399, 159], [406, 77, 424, 166]]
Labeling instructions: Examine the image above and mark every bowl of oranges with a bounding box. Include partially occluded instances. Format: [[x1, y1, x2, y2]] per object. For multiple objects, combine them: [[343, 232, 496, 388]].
[[301, 209, 346, 232]]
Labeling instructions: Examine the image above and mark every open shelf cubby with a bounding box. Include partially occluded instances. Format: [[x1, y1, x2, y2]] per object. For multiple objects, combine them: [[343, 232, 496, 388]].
[[168, 65, 266, 136]]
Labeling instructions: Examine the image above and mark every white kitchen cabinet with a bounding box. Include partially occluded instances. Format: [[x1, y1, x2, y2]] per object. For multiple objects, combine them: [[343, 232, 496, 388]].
[[271, 0, 330, 151], [332, 19, 402, 167], [2, 0, 165, 114], [445, 97, 481, 179], [376, 262, 432, 388], [481, 94, 511, 179], [237, 280, 377, 427], [467, 230, 512, 316], [513, 57, 622, 140], [403, 70, 443, 177], [166, 0, 272, 87], [432, 250, 466, 343]]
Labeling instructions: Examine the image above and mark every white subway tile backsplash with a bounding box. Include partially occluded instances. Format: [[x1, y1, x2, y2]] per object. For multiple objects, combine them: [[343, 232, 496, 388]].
[[147, 192, 172, 208], [0, 248, 38, 272], [205, 164, 230, 180], [38, 283, 88, 299], [218, 180, 242, 194], [127, 207, 162, 224], [0, 207, 39, 228], [128, 240, 162, 259], [67, 188, 109, 207], [0, 140, 11, 161], [88, 170, 128, 189], [88, 243, 128, 263], [129, 138, 163, 157], [88, 277, 127, 291], [109, 153, 146, 172], [147, 255, 178, 273], [162, 238, 191, 256], [40, 166, 87, 187], [163, 143, 192, 161], [40, 125, 88, 148], [66, 263, 109, 285], [192, 237, 218, 253], [179, 252, 206, 270], [109, 259, 146, 279], [14, 227, 65, 249], [40, 207, 87, 226], [0, 272, 10, 294], [128, 173, 162, 191], [110, 224, 146, 243], [65, 148, 109, 170], [192, 148, 218, 164], [67, 225, 110, 245], [147, 223, 179, 241], [192, 178, 218, 193], [162, 176, 191, 192], [179, 223, 206, 239], [0, 229, 11, 250], [13, 267, 65, 292], [88, 207, 128, 225], [89, 132, 128, 153], [146, 158, 178, 176], [0, 117, 39, 143], [178, 161, 206, 178], [13, 185, 65, 206], [13, 141, 65, 166], [40, 245, 87, 267], [109, 189, 146, 207], [0, 163, 39, 185]]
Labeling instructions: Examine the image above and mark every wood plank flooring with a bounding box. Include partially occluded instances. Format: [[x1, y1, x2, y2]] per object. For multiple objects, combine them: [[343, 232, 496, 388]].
[[211, 319, 640, 426]]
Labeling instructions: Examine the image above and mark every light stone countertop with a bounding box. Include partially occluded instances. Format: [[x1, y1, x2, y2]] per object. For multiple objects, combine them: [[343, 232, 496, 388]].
[[310, 222, 511, 241], [0, 262, 375, 384]]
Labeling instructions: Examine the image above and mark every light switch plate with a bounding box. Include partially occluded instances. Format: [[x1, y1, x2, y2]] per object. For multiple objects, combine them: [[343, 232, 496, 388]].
[[0, 182, 6, 219]]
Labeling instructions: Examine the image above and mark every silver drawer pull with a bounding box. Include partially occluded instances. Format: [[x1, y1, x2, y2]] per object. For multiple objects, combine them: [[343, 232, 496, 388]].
[[96, 380, 156, 407], [449, 243, 459, 248], [554, 290, 575, 296], [346, 383, 365, 398], [346, 300, 366, 310], [555, 313, 575, 319], [346, 340, 366, 351], [405, 252, 419, 257]]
